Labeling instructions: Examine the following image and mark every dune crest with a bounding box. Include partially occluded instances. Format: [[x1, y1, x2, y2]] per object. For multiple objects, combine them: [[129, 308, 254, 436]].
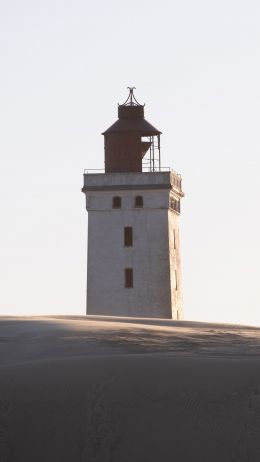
[[1, 316, 260, 461]]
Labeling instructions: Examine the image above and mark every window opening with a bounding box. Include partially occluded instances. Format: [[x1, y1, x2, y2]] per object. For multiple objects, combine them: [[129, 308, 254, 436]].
[[113, 196, 121, 208], [173, 229, 176, 249], [175, 270, 178, 290], [135, 196, 143, 208], [170, 197, 180, 213], [125, 268, 133, 288], [124, 227, 133, 247]]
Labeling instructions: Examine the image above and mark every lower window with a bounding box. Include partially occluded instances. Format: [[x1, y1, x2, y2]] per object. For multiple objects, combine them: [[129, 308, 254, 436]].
[[125, 268, 133, 288]]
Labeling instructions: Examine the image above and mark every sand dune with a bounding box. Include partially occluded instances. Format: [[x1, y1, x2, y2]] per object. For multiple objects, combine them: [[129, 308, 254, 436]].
[[1, 316, 260, 461]]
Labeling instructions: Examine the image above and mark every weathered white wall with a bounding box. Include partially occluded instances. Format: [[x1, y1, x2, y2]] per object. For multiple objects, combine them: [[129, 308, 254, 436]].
[[168, 208, 183, 320], [84, 173, 183, 319]]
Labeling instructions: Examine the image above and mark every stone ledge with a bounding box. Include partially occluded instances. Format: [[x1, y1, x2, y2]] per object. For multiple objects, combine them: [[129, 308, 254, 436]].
[[82, 172, 184, 196]]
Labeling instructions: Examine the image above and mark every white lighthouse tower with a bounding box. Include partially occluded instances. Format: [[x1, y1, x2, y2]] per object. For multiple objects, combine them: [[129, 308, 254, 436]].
[[82, 88, 184, 319]]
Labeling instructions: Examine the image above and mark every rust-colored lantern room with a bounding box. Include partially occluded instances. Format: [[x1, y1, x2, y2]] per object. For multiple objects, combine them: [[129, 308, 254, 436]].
[[102, 87, 162, 173]]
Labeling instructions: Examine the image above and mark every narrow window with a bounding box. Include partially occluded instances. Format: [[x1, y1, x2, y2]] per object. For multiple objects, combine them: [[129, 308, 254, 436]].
[[113, 196, 121, 209], [173, 229, 176, 249], [175, 270, 178, 290], [125, 268, 133, 288], [124, 227, 133, 247], [135, 196, 143, 208], [170, 197, 180, 213]]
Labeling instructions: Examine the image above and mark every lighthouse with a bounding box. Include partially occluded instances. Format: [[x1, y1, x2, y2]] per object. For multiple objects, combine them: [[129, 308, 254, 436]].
[[82, 88, 184, 319]]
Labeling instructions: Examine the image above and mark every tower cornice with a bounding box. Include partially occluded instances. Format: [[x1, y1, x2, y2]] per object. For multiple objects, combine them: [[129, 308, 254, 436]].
[[82, 171, 184, 197]]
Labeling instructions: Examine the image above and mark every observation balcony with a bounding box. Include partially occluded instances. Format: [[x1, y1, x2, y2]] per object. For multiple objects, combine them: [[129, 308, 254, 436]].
[[82, 168, 183, 196]]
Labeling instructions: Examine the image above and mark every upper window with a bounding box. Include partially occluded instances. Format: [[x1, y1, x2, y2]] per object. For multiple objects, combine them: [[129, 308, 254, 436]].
[[170, 197, 180, 213], [135, 196, 143, 208], [113, 196, 121, 209]]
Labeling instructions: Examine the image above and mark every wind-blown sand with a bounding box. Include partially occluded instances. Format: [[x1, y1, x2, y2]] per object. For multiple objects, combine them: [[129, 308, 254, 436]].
[[1, 316, 260, 461]]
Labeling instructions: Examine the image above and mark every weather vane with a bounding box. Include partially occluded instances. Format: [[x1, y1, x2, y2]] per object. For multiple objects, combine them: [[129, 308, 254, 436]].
[[121, 86, 142, 106]]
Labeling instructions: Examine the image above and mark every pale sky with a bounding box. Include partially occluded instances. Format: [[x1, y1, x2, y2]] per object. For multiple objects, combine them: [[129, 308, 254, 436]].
[[0, 0, 260, 325]]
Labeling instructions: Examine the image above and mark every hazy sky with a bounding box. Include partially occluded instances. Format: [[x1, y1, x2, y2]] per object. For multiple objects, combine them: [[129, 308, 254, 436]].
[[1, 0, 260, 325]]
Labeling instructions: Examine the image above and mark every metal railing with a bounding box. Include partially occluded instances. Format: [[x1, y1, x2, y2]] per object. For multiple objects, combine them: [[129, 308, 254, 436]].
[[84, 167, 176, 174], [83, 167, 182, 189]]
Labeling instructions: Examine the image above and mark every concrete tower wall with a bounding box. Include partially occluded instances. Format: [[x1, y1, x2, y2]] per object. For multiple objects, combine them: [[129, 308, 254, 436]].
[[168, 210, 183, 319], [83, 172, 183, 319]]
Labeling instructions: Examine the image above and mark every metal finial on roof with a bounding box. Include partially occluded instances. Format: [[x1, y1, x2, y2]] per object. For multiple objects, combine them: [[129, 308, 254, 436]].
[[121, 87, 143, 106]]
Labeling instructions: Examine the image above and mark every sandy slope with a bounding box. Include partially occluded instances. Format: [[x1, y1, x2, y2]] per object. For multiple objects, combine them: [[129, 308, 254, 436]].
[[1, 316, 260, 461]]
